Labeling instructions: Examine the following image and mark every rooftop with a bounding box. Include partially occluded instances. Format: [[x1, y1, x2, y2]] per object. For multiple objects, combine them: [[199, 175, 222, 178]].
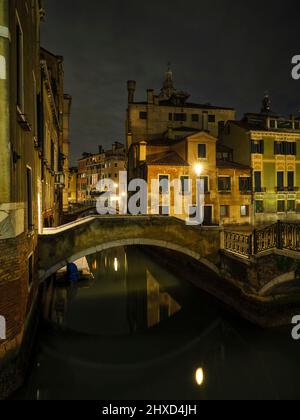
[[146, 151, 190, 167], [216, 159, 251, 170]]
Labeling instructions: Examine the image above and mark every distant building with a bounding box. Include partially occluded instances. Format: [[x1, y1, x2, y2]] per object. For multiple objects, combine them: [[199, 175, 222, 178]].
[[223, 94, 300, 225], [77, 143, 126, 203], [126, 67, 236, 153], [128, 129, 252, 226], [68, 167, 78, 204], [126, 69, 251, 226]]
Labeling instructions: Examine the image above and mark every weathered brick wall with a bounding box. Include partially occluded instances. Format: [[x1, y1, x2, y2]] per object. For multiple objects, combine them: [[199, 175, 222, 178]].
[[0, 233, 39, 358]]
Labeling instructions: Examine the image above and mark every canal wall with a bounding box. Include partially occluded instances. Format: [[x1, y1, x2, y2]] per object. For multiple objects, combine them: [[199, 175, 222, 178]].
[[142, 246, 300, 328], [0, 284, 42, 400], [220, 251, 300, 295]]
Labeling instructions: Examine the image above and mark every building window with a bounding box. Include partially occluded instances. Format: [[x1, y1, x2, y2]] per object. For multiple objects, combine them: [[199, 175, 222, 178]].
[[277, 200, 285, 213], [288, 200, 296, 212], [251, 140, 264, 154], [174, 113, 187, 122], [286, 142, 297, 156], [159, 175, 169, 195], [218, 177, 231, 192], [274, 141, 285, 155], [139, 112, 148, 120], [192, 114, 199, 122], [16, 15, 24, 110], [277, 172, 284, 192], [169, 113, 173, 121], [198, 176, 209, 193], [270, 120, 277, 129], [114, 174, 118, 178], [254, 172, 262, 192], [198, 144, 207, 159], [180, 176, 190, 194], [288, 172, 295, 191], [255, 200, 264, 214], [241, 205, 249, 217], [27, 167, 33, 230], [28, 254, 33, 288], [239, 177, 252, 193], [220, 205, 229, 218], [208, 114, 216, 123]]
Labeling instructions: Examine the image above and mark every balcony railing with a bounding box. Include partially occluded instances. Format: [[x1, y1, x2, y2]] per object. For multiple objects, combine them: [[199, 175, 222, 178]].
[[275, 187, 299, 193]]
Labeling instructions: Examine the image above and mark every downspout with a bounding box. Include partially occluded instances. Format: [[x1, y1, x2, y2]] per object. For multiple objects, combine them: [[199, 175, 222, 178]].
[[0, 0, 11, 206]]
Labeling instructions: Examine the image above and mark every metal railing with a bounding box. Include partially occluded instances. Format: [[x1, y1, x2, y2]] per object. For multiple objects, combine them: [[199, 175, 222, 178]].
[[224, 231, 253, 257], [223, 221, 300, 258]]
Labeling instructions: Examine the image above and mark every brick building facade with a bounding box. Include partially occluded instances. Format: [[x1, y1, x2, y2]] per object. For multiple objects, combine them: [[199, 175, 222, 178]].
[[0, 0, 71, 396]]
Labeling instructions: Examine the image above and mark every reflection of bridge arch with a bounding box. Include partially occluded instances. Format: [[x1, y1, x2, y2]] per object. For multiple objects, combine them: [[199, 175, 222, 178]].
[[38, 216, 222, 281]]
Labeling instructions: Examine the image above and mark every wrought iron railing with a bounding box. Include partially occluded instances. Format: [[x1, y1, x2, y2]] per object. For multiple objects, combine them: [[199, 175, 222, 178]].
[[224, 231, 253, 257], [253, 223, 278, 254], [223, 222, 300, 258], [281, 223, 300, 252]]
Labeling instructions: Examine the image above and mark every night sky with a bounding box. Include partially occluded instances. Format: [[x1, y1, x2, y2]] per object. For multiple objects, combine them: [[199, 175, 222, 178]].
[[42, 0, 300, 165]]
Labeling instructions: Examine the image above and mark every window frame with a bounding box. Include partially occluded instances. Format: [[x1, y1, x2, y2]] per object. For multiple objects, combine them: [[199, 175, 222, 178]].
[[218, 176, 231, 192], [197, 144, 207, 159]]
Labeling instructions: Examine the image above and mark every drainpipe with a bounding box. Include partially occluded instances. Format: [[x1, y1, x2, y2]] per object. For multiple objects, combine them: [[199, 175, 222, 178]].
[[0, 0, 11, 205]]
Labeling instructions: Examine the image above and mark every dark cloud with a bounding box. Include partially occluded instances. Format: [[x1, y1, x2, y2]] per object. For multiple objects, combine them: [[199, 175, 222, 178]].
[[42, 0, 300, 165]]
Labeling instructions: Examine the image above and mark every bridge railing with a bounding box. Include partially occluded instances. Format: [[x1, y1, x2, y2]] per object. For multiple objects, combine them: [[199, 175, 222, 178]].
[[224, 221, 300, 258], [223, 231, 253, 258], [253, 223, 278, 254], [281, 222, 300, 252]]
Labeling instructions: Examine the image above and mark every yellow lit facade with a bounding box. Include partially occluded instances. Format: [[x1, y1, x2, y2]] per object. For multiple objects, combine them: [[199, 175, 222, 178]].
[[223, 98, 300, 226]]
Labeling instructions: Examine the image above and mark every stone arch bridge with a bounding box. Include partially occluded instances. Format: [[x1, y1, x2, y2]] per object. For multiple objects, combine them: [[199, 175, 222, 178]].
[[38, 216, 222, 281]]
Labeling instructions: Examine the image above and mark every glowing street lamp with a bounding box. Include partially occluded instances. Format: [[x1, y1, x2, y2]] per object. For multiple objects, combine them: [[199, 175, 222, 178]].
[[194, 164, 204, 177], [195, 368, 205, 386]]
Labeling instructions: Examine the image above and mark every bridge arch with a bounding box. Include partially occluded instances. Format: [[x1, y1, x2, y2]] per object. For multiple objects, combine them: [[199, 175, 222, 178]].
[[39, 237, 220, 281], [258, 271, 295, 296]]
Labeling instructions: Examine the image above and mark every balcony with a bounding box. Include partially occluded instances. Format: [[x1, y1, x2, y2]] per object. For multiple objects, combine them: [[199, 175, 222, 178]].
[[275, 187, 299, 193], [218, 189, 232, 194], [239, 189, 252, 195]]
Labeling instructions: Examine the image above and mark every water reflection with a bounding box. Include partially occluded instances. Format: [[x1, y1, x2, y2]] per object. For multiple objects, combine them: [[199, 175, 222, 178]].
[[15, 246, 300, 401], [47, 247, 182, 335]]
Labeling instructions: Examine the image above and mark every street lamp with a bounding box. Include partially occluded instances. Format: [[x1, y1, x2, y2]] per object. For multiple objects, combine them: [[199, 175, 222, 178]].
[[194, 163, 204, 177], [195, 367, 205, 386]]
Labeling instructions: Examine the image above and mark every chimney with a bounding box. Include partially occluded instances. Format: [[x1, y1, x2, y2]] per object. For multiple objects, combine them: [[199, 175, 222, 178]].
[[147, 89, 154, 104], [127, 80, 136, 104], [290, 114, 295, 129], [202, 112, 208, 132], [98, 145, 104, 154]]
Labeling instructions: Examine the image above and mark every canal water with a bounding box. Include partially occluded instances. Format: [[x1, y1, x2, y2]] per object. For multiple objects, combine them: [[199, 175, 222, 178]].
[[16, 246, 300, 400]]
